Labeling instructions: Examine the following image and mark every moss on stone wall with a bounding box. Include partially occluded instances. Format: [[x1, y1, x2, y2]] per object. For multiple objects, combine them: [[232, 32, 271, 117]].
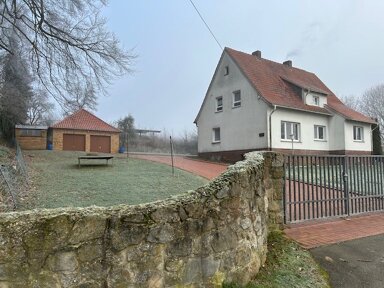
[[0, 152, 284, 287]]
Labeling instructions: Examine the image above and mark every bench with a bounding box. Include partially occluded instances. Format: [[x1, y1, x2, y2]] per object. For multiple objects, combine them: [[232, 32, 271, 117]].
[[78, 156, 114, 168]]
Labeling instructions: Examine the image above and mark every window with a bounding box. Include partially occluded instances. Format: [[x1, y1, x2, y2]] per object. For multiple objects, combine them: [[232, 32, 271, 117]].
[[353, 126, 364, 141], [20, 129, 43, 137], [313, 96, 320, 106], [212, 127, 221, 143], [224, 66, 229, 75], [233, 90, 241, 108], [314, 125, 326, 140], [216, 96, 223, 112], [281, 121, 300, 141]]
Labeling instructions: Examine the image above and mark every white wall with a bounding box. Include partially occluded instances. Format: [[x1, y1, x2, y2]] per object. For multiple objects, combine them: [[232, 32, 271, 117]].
[[271, 108, 331, 151], [196, 52, 269, 153], [344, 121, 372, 151], [328, 113, 345, 151]]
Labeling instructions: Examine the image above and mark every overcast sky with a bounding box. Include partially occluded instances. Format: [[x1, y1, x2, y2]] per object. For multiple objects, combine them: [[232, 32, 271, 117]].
[[95, 0, 384, 136]]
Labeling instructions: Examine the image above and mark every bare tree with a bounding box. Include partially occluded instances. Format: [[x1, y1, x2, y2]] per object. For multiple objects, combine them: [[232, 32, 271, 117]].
[[62, 80, 97, 113], [27, 89, 55, 125], [340, 95, 361, 112], [360, 84, 384, 137], [0, 0, 135, 109]]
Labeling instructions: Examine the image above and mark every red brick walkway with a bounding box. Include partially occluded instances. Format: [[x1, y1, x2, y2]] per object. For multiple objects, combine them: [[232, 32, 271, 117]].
[[130, 154, 228, 180], [285, 213, 384, 248]]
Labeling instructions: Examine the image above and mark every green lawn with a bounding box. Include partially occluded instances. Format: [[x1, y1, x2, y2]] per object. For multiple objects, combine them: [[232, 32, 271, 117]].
[[22, 151, 207, 209], [224, 231, 330, 288]]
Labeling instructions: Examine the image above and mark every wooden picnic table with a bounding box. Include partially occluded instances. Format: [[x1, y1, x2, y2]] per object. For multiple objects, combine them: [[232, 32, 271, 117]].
[[78, 155, 114, 168]]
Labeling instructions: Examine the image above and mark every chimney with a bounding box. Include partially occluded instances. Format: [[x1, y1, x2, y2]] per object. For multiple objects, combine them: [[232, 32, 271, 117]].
[[252, 50, 261, 58], [283, 60, 292, 67]]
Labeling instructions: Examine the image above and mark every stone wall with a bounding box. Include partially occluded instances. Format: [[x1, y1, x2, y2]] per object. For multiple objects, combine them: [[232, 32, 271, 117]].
[[0, 152, 284, 287]]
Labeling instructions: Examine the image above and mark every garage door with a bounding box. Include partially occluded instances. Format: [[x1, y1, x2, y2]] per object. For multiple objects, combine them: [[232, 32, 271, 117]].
[[63, 134, 85, 151], [90, 135, 111, 153]]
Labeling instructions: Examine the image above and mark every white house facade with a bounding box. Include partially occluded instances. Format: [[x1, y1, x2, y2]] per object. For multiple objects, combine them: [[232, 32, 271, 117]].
[[194, 48, 375, 162]]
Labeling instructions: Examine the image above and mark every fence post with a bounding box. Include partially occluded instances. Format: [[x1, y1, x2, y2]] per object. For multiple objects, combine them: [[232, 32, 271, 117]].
[[343, 156, 350, 216], [170, 136, 174, 176]]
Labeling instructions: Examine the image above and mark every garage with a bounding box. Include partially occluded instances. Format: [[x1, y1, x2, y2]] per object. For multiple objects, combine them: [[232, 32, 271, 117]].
[[63, 134, 86, 151], [51, 109, 120, 153], [90, 135, 111, 153]]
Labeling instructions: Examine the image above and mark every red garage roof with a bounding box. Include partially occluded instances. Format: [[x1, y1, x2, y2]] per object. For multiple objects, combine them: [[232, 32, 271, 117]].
[[224, 48, 375, 124], [51, 109, 120, 133]]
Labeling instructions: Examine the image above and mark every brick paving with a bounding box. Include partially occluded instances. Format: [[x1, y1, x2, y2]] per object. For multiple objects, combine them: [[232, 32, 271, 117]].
[[131, 153, 384, 249], [285, 212, 384, 249], [130, 154, 228, 180]]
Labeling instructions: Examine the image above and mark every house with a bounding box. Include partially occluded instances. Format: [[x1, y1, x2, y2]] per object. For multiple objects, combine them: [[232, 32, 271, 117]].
[[51, 109, 120, 153], [194, 48, 375, 162], [15, 125, 48, 150]]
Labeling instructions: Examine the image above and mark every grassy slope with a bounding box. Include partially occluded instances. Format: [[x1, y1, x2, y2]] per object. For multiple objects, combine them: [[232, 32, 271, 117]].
[[23, 151, 207, 209], [224, 231, 330, 288]]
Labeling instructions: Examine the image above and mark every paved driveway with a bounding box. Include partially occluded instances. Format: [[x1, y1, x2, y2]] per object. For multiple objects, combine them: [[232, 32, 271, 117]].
[[311, 234, 384, 288]]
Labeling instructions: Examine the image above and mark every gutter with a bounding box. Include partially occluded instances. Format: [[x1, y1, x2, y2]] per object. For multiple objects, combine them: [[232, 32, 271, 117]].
[[268, 105, 277, 150]]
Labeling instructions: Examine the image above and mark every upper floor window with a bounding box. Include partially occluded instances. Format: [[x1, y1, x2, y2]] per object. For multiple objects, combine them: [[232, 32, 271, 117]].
[[212, 127, 221, 143], [314, 125, 326, 140], [281, 121, 300, 141], [216, 96, 223, 112], [233, 90, 241, 108], [224, 66, 229, 75], [313, 95, 320, 106], [353, 126, 364, 141], [20, 129, 43, 137]]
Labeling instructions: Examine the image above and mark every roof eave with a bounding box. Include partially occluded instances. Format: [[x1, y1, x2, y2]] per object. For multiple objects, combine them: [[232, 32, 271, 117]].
[[324, 104, 376, 124], [275, 104, 333, 116]]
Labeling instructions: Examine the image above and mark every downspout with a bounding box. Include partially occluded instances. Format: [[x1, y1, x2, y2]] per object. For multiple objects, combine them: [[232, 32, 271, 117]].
[[370, 123, 379, 154], [268, 105, 277, 151]]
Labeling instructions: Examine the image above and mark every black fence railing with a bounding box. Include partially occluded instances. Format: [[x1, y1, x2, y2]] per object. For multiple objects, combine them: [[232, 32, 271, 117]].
[[284, 155, 384, 223]]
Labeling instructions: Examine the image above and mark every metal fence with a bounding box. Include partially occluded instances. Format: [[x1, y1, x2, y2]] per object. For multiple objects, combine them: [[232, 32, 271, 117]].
[[284, 155, 384, 223], [0, 142, 28, 211]]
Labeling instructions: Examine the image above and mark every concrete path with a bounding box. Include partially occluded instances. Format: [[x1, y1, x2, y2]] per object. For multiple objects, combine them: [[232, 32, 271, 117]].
[[285, 213, 384, 248], [130, 154, 228, 180], [311, 234, 384, 288]]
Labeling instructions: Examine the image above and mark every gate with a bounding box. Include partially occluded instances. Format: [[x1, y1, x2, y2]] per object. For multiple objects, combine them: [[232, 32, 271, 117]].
[[284, 155, 384, 223]]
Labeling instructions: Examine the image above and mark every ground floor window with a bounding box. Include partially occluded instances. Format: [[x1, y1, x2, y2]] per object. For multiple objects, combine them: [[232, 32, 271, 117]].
[[212, 127, 221, 143], [314, 125, 326, 140], [353, 126, 364, 141], [281, 121, 300, 141]]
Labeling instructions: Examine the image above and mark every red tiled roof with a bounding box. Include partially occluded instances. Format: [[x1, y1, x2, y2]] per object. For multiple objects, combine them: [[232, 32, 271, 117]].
[[51, 109, 120, 132], [225, 48, 375, 124]]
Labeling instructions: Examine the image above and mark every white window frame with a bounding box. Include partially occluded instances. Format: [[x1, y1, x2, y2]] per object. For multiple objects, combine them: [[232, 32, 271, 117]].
[[313, 95, 320, 106], [216, 96, 223, 112], [314, 125, 326, 141], [233, 90, 241, 108], [281, 121, 300, 141], [353, 125, 364, 141], [212, 127, 221, 143]]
